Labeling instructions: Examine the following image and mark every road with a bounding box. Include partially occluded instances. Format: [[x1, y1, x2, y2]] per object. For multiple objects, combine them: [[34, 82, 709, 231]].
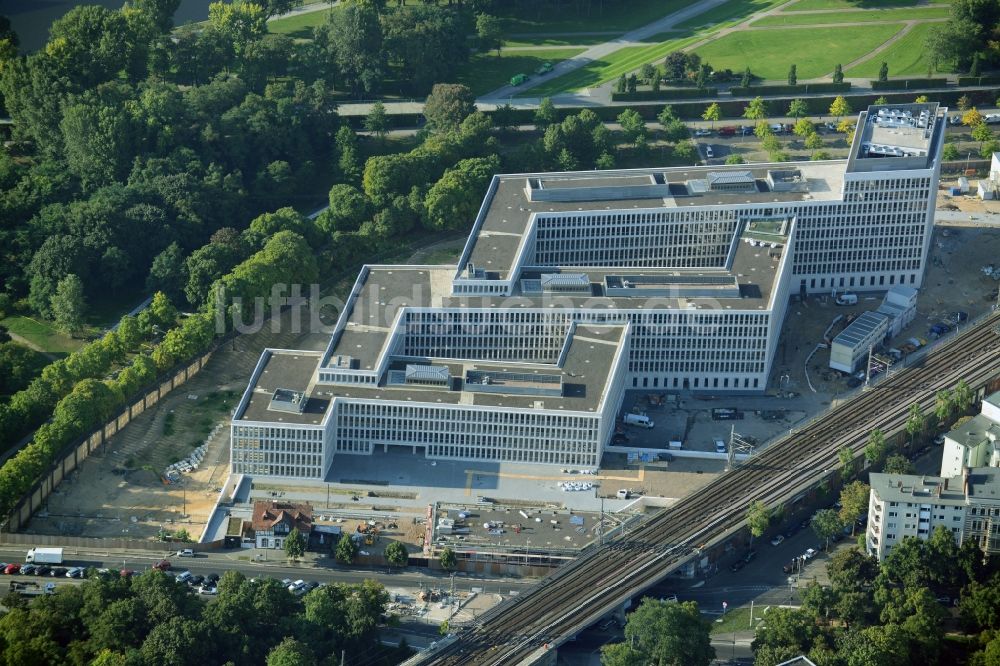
[[0, 546, 538, 595]]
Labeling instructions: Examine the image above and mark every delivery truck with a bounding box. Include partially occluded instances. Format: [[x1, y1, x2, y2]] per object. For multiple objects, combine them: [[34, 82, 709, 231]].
[[25, 547, 64, 565]]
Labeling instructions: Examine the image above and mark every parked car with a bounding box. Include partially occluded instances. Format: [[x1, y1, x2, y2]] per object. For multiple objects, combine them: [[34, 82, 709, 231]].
[[35, 566, 51, 576], [65, 567, 85, 578], [934, 434, 946, 445], [694, 128, 713, 137], [198, 585, 218, 595], [770, 535, 785, 546], [50, 567, 66, 577], [705, 145, 714, 159], [535, 61, 553, 75], [206, 573, 220, 584], [719, 126, 737, 136], [949, 311, 969, 324], [20, 564, 37, 575], [44, 582, 57, 595], [153, 560, 172, 571], [175, 571, 193, 584], [189, 574, 205, 586], [177, 549, 195, 558], [4, 564, 20, 575], [803, 548, 818, 560], [739, 125, 754, 136]]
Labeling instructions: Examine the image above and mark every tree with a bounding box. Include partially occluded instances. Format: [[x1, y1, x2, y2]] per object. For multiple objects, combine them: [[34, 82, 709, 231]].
[[439, 620, 450, 636], [725, 153, 745, 165], [943, 142, 960, 161], [935, 389, 954, 424], [384, 541, 408, 568], [839, 445, 854, 482], [980, 139, 999, 159], [651, 70, 662, 92], [626, 73, 638, 93], [788, 98, 808, 119], [439, 547, 457, 570], [839, 481, 869, 535], [793, 117, 814, 137], [751, 607, 818, 664], [600, 642, 645, 666], [323, 4, 385, 95], [266, 637, 316, 666], [905, 403, 926, 448], [423, 83, 476, 132], [283, 527, 306, 560], [702, 102, 721, 128], [788, 64, 797, 86], [963, 108, 984, 127], [616, 73, 627, 93], [970, 52, 981, 77], [673, 140, 696, 162], [147, 243, 187, 302], [424, 155, 501, 230], [617, 108, 647, 145], [830, 95, 852, 119], [874, 95, 888, 105], [878, 61, 889, 82], [954, 380, 974, 414], [740, 66, 752, 87], [208, 0, 267, 59], [884, 454, 915, 475], [336, 125, 361, 183], [363, 101, 389, 142], [805, 132, 824, 150], [828, 546, 878, 593], [958, 95, 972, 112], [865, 429, 886, 466], [535, 98, 557, 128], [833, 63, 844, 84], [476, 13, 503, 56], [746, 500, 770, 547], [812, 508, 843, 550], [50, 275, 87, 336], [915, 94, 929, 104], [640, 63, 657, 83], [620, 598, 714, 666], [149, 292, 177, 329], [801, 581, 835, 619], [743, 96, 768, 122], [336, 534, 358, 564]]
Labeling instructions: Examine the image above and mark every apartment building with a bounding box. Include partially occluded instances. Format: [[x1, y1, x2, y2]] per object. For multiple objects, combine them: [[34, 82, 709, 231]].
[[866, 468, 1000, 560], [941, 391, 1000, 478], [231, 104, 945, 481]]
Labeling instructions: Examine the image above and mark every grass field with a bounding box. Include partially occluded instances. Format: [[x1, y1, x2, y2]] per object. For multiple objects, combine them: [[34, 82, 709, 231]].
[[707, 607, 765, 635], [458, 49, 586, 96], [675, 0, 789, 30], [751, 6, 949, 25], [786, 0, 941, 10], [691, 22, 904, 79], [267, 7, 338, 38], [498, 0, 696, 34], [505, 35, 614, 47], [526, 34, 704, 96], [844, 22, 948, 77], [1, 316, 84, 356]]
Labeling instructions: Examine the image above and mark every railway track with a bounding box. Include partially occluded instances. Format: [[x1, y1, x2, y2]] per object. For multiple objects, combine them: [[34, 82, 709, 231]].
[[413, 312, 1000, 666]]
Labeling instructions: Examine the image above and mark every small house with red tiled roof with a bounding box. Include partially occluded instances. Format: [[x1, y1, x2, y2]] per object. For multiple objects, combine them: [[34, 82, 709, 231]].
[[251, 500, 313, 549]]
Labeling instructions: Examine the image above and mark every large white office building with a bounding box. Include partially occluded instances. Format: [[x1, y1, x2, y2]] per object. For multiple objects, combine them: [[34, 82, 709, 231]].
[[231, 103, 946, 480]]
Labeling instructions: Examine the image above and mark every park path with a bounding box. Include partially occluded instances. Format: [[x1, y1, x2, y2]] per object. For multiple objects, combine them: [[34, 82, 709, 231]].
[[5, 331, 60, 363], [478, 0, 735, 102], [826, 21, 917, 78]]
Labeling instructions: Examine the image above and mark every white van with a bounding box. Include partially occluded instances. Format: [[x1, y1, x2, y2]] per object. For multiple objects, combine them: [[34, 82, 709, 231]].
[[668, 440, 683, 450], [835, 293, 858, 306], [616, 489, 630, 499], [624, 413, 654, 428], [715, 438, 727, 453]]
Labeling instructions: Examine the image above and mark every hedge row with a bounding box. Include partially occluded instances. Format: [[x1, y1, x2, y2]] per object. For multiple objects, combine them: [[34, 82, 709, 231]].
[[610, 88, 718, 102], [729, 83, 851, 96], [870, 78, 948, 91], [957, 75, 1000, 86]]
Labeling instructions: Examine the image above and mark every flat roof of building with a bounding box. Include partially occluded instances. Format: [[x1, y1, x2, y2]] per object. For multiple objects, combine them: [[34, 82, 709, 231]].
[[317, 324, 627, 413], [832, 311, 888, 349], [236, 351, 330, 425], [848, 103, 945, 172], [945, 413, 1000, 450], [870, 468, 1000, 505], [467, 163, 840, 281], [432, 503, 607, 553]]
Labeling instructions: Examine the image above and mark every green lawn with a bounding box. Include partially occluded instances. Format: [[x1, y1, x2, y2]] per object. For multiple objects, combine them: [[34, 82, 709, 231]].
[[751, 6, 949, 25], [707, 607, 766, 635], [786, 0, 942, 10], [2, 316, 84, 356], [525, 34, 704, 96], [499, 0, 698, 33], [267, 7, 338, 38], [844, 22, 950, 77], [458, 49, 586, 96], [675, 0, 789, 30], [505, 35, 613, 47], [691, 23, 904, 79]]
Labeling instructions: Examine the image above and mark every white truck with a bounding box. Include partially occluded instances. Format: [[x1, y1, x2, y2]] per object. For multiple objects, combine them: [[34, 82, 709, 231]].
[[26, 547, 64, 565], [623, 413, 654, 428]]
